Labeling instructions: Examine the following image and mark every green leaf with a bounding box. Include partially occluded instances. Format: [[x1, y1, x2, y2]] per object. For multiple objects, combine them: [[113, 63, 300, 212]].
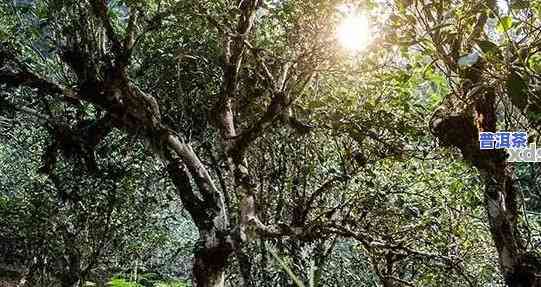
[[478, 40, 500, 57], [506, 71, 528, 110], [497, 16, 513, 32], [528, 53, 541, 73], [267, 244, 305, 287]]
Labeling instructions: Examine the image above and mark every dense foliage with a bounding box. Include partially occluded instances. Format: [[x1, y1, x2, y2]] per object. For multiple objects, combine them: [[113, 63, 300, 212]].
[[1, 0, 540, 286]]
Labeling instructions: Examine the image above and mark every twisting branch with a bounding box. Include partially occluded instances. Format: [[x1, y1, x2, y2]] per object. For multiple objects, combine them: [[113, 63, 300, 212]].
[[216, 0, 262, 140], [166, 135, 229, 230], [0, 100, 50, 124], [0, 43, 78, 103], [121, 8, 138, 65], [0, 69, 72, 100], [89, 0, 123, 57], [466, 0, 497, 48], [300, 176, 346, 224]]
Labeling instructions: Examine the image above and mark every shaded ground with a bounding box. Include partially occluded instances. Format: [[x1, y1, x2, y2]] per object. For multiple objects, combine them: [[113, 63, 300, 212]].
[[0, 264, 23, 287]]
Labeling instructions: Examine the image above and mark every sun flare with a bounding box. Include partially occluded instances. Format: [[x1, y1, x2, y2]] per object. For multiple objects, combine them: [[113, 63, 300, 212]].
[[336, 14, 371, 52]]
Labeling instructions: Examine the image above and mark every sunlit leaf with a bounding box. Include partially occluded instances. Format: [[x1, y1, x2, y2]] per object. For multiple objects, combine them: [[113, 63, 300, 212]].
[[528, 53, 541, 73], [496, 16, 513, 32], [268, 244, 305, 287], [477, 40, 500, 58]]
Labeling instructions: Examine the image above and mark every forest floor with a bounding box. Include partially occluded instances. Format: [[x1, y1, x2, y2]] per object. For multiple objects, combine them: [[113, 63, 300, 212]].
[[0, 264, 23, 287]]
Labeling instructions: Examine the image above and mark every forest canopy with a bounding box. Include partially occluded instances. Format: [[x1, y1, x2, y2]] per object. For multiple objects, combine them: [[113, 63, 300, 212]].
[[0, 0, 541, 286]]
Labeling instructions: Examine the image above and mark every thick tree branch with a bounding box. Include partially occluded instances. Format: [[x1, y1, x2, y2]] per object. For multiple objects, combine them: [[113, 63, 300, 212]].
[[0, 69, 78, 103], [166, 134, 229, 230], [89, 0, 123, 56]]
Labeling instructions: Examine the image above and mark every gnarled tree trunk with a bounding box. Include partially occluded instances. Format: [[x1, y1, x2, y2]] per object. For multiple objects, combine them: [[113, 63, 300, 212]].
[[165, 144, 233, 287], [432, 84, 541, 286], [191, 230, 232, 287], [482, 164, 540, 287]]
